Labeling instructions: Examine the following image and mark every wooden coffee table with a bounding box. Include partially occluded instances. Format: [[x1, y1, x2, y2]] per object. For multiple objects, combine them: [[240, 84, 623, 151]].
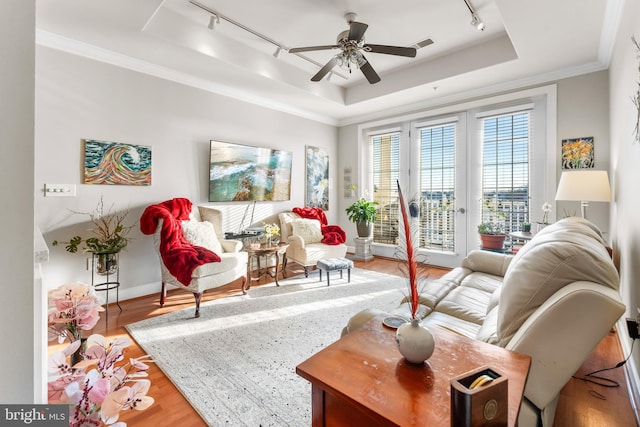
[[296, 317, 531, 427]]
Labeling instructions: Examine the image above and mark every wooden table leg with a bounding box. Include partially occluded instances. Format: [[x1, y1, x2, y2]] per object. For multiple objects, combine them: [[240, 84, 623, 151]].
[[274, 252, 281, 286]]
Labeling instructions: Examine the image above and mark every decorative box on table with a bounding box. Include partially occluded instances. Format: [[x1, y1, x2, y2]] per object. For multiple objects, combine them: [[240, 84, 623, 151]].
[[450, 366, 508, 427]]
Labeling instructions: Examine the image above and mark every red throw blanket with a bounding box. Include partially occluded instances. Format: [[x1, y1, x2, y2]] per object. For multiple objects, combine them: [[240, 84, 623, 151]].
[[140, 198, 221, 286], [292, 207, 346, 245]]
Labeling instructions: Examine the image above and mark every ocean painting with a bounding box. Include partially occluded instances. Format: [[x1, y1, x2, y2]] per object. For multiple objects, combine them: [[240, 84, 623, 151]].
[[209, 140, 292, 202], [84, 139, 152, 185], [305, 146, 329, 210]]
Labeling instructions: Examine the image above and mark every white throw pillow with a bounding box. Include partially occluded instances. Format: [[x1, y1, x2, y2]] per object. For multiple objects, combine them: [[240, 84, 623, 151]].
[[291, 218, 323, 244], [181, 221, 223, 254]]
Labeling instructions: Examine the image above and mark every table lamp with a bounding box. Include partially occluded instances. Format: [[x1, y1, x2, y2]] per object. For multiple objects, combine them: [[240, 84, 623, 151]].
[[554, 170, 611, 219]]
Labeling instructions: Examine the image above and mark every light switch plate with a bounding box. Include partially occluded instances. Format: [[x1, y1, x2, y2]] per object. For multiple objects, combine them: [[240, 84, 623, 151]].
[[44, 184, 76, 197]]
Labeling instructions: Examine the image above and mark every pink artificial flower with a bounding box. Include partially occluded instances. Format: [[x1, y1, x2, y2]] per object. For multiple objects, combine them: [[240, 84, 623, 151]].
[[48, 351, 71, 376], [88, 377, 111, 404], [48, 375, 76, 404], [100, 380, 154, 423]]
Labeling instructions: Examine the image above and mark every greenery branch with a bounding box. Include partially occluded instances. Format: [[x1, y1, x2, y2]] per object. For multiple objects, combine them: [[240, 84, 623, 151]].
[[52, 197, 135, 254]]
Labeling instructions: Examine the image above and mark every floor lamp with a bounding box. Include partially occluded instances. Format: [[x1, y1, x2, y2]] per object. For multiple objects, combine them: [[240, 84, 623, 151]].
[[554, 170, 612, 219]]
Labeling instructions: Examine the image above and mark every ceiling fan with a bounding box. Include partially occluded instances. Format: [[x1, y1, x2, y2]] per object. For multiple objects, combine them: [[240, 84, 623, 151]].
[[289, 13, 423, 84]]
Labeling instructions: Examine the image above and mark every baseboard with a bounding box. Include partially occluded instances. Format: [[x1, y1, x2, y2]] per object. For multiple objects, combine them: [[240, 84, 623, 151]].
[[617, 318, 640, 424], [95, 281, 161, 305]]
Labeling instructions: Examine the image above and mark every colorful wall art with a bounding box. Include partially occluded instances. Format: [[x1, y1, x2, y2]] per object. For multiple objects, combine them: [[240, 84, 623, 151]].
[[209, 140, 292, 202], [561, 136, 594, 169], [84, 139, 152, 185], [305, 146, 329, 210]]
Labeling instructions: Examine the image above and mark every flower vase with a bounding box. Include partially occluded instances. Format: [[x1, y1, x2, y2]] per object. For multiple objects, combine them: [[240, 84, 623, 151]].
[[396, 319, 435, 364], [70, 337, 87, 368]]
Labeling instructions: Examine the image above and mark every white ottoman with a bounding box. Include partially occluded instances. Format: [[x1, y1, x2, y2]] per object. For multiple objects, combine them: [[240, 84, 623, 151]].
[[316, 257, 354, 286]]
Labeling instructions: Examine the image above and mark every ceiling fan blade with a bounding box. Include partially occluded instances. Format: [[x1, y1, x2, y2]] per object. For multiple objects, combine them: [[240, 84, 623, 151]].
[[359, 56, 380, 84], [364, 44, 417, 57], [348, 21, 368, 41], [311, 57, 338, 82], [289, 45, 338, 53]]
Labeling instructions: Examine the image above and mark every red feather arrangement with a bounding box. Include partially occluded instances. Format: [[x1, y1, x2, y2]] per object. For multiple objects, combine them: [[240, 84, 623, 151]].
[[396, 180, 420, 320]]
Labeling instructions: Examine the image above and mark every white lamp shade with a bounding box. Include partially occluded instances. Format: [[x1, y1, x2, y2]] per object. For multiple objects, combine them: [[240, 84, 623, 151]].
[[555, 170, 611, 202]]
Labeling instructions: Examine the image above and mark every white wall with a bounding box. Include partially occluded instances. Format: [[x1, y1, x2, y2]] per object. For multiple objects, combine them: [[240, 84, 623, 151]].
[[0, 0, 36, 403], [608, 0, 640, 393], [556, 71, 611, 233], [35, 46, 337, 299]]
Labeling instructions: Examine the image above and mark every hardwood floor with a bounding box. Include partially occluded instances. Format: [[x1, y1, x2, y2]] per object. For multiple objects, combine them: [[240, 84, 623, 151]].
[[51, 258, 638, 426]]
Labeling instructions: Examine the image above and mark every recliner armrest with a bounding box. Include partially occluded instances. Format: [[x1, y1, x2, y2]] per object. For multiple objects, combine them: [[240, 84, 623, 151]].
[[220, 239, 243, 253], [461, 250, 513, 277]]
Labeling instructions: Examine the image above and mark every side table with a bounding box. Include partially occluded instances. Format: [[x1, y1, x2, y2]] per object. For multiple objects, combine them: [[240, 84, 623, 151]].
[[243, 243, 289, 293]]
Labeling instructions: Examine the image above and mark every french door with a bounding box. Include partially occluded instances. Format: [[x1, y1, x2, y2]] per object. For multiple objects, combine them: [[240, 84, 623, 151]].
[[367, 115, 467, 268], [366, 92, 550, 269], [409, 114, 467, 268]]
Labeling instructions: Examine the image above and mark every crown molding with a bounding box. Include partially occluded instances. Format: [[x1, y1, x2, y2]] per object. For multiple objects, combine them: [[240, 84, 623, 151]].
[[337, 60, 608, 127]]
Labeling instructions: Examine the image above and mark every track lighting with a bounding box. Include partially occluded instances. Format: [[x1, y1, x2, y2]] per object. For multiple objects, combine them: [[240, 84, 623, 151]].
[[463, 0, 485, 31], [189, 0, 349, 79], [470, 14, 485, 31], [208, 14, 219, 30]]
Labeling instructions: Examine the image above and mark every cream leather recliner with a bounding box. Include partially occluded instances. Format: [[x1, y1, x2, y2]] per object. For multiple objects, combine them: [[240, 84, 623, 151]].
[[343, 217, 625, 427], [278, 211, 347, 277]]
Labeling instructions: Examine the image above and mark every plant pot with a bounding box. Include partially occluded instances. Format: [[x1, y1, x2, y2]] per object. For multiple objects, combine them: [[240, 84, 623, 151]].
[[395, 319, 435, 364], [95, 252, 118, 275], [522, 224, 531, 233], [479, 234, 506, 250], [356, 222, 372, 238]]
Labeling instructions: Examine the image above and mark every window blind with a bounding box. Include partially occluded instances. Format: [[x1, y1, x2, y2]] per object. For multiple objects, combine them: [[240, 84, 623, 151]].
[[370, 132, 400, 244], [481, 111, 530, 238], [417, 123, 456, 252]]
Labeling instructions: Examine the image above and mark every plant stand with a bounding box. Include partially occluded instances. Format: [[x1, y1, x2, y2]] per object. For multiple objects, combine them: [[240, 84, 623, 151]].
[[91, 251, 122, 324], [353, 237, 373, 262]]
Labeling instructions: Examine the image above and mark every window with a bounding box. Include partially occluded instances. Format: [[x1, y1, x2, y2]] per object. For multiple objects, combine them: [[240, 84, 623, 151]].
[[481, 111, 530, 238], [418, 123, 456, 252], [370, 131, 400, 244], [358, 85, 554, 266]]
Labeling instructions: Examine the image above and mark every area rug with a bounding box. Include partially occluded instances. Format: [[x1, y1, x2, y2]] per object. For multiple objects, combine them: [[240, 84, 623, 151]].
[[125, 268, 409, 427]]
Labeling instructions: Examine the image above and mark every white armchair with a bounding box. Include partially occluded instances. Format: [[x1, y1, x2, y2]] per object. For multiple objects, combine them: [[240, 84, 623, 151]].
[[143, 201, 247, 318], [279, 211, 347, 277]]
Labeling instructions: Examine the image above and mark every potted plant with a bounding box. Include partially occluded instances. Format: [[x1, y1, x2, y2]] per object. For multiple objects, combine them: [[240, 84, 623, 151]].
[[477, 197, 507, 250], [52, 197, 135, 275], [477, 221, 506, 250], [345, 198, 379, 238]]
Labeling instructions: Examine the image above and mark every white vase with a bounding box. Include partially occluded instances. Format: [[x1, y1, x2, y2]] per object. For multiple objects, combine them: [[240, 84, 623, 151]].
[[396, 319, 435, 364]]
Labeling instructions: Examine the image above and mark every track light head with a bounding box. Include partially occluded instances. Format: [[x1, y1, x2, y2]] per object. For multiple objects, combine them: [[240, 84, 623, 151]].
[[471, 14, 485, 31], [208, 14, 220, 30]]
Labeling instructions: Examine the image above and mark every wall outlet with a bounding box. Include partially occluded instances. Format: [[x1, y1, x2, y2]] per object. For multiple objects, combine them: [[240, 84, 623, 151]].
[[626, 318, 640, 339]]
